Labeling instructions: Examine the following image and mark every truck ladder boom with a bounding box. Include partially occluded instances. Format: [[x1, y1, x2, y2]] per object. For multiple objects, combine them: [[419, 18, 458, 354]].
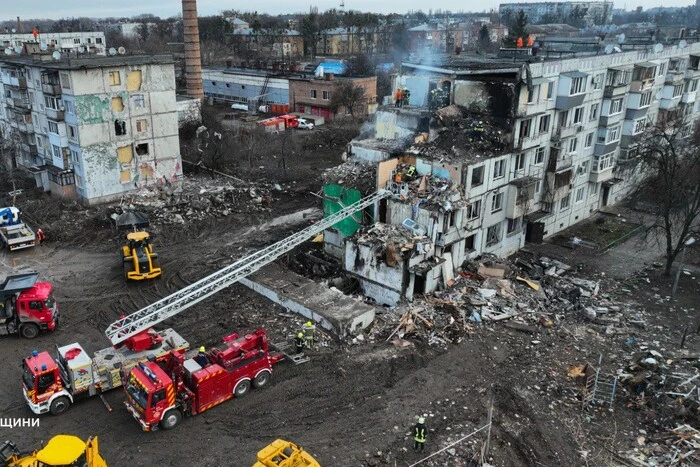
[[105, 190, 390, 345]]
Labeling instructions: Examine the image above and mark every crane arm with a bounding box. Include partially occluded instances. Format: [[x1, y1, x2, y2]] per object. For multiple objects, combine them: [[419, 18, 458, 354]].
[[105, 190, 390, 345]]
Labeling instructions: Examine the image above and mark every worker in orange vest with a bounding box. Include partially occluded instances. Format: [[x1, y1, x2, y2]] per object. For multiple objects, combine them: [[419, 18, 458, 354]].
[[516, 37, 524, 48], [36, 229, 46, 246], [395, 88, 403, 107], [527, 36, 534, 47]]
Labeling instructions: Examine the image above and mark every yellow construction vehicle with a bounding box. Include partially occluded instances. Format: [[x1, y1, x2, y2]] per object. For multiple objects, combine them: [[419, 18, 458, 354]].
[[121, 230, 161, 280], [1, 434, 107, 466], [253, 439, 320, 467]]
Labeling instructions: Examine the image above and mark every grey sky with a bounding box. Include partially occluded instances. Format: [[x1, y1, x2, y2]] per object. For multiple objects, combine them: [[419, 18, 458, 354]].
[[0, 0, 694, 21]]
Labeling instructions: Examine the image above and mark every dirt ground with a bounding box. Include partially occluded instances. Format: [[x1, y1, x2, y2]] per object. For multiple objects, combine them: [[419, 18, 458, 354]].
[[1, 166, 698, 466]]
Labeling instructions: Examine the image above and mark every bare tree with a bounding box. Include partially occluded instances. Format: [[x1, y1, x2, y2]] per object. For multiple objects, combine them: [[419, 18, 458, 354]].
[[632, 115, 700, 275], [0, 122, 22, 205], [330, 80, 366, 119]]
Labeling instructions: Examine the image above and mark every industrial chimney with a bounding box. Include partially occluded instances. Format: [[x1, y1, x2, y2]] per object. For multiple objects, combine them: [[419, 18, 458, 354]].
[[182, 0, 204, 100]]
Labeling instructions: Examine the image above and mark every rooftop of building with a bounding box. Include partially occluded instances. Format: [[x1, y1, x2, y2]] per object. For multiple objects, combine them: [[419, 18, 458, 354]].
[[0, 53, 174, 70], [203, 66, 310, 78]]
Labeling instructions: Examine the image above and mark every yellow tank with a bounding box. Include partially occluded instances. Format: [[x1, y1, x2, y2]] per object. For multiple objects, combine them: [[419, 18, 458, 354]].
[[1, 435, 107, 467], [253, 439, 320, 467]]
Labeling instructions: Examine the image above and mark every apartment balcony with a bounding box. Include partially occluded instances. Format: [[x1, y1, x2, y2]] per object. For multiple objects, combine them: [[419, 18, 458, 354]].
[[589, 165, 614, 183], [41, 83, 62, 96], [659, 96, 681, 110], [665, 72, 685, 85], [599, 111, 624, 127], [551, 124, 582, 141], [21, 143, 38, 155], [547, 151, 573, 173], [603, 83, 630, 98], [555, 94, 585, 111], [7, 98, 32, 113], [505, 176, 538, 219], [685, 68, 700, 79], [516, 99, 548, 117], [681, 91, 696, 104], [629, 79, 654, 93], [1, 75, 27, 89], [515, 131, 549, 150], [17, 121, 34, 133], [45, 108, 65, 121]]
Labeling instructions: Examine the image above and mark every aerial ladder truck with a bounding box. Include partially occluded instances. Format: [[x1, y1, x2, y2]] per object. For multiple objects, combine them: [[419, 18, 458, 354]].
[[21, 190, 390, 415]]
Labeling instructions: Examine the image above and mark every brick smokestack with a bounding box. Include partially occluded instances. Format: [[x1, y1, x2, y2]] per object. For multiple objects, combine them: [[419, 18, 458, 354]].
[[182, 0, 204, 100]]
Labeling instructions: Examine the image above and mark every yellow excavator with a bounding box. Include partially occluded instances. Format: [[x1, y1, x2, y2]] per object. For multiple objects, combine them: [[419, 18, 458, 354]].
[[1, 434, 107, 466], [115, 208, 161, 281], [121, 231, 161, 280], [253, 439, 320, 467]]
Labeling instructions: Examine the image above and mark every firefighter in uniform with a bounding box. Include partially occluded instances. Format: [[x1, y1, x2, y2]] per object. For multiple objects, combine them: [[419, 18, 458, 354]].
[[405, 165, 417, 181], [413, 417, 427, 452], [295, 332, 305, 354], [195, 346, 208, 367], [302, 321, 316, 349]]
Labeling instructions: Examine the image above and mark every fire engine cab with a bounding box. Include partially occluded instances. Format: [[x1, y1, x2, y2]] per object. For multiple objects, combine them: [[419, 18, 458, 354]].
[[124, 328, 284, 431]]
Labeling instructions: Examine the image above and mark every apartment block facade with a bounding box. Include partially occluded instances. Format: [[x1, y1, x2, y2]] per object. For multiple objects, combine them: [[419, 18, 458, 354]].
[[499, 1, 613, 26], [330, 42, 700, 304], [0, 32, 106, 55], [0, 54, 182, 204]]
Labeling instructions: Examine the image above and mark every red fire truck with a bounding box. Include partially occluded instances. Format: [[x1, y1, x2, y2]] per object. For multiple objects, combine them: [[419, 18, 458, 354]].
[[123, 328, 284, 431], [1, 273, 58, 339]]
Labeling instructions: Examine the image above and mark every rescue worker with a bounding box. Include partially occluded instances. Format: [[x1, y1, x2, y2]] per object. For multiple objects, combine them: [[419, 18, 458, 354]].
[[302, 321, 316, 349], [195, 346, 208, 367], [394, 171, 403, 183], [36, 229, 45, 246], [405, 165, 417, 181], [413, 417, 427, 452], [295, 332, 305, 354], [395, 88, 403, 107], [516, 37, 524, 47]]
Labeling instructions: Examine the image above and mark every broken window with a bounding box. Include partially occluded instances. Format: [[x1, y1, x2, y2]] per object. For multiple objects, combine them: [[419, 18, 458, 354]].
[[109, 70, 121, 86], [493, 159, 506, 180], [117, 146, 133, 164], [514, 153, 526, 171], [485, 223, 501, 247], [519, 118, 532, 139], [114, 119, 127, 136], [133, 94, 145, 108], [560, 194, 571, 211], [507, 217, 522, 234], [126, 70, 142, 92], [111, 96, 124, 111], [534, 146, 546, 164], [120, 169, 132, 184], [467, 199, 481, 220], [538, 114, 550, 133], [465, 234, 476, 251], [491, 192, 503, 213], [471, 166, 484, 187], [136, 119, 148, 132], [135, 143, 149, 156]]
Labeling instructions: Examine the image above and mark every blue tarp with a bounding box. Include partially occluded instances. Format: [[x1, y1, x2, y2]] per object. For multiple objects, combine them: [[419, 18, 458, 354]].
[[315, 62, 346, 75]]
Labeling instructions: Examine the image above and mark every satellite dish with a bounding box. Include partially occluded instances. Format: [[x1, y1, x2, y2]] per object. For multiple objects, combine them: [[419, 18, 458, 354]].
[[52, 51, 61, 60], [39, 43, 48, 51], [78, 46, 85, 53], [117, 46, 126, 55], [604, 44, 614, 54], [679, 39, 688, 49], [108, 47, 117, 56], [617, 33, 626, 44], [14, 46, 22, 54], [653, 43, 663, 53], [4, 48, 12, 55]]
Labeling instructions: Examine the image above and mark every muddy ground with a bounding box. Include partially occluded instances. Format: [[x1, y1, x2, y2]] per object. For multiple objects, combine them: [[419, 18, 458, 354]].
[[1, 156, 699, 466]]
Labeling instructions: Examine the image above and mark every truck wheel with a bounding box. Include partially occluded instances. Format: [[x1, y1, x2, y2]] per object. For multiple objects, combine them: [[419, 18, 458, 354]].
[[234, 379, 251, 397], [50, 396, 71, 415], [20, 324, 40, 339], [160, 410, 181, 430], [253, 370, 271, 388]]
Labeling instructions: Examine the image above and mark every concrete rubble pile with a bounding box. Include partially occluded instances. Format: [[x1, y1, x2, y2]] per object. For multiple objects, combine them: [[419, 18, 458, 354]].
[[392, 164, 465, 213], [115, 177, 281, 225], [407, 106, 511, 161], [322, 161, 377, 195], [370, 250, 650, 347]]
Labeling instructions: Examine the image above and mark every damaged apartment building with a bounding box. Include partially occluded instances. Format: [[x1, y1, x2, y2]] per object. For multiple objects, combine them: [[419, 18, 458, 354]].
[[323, 42, 700, 306], [0, 47, 182, 204]]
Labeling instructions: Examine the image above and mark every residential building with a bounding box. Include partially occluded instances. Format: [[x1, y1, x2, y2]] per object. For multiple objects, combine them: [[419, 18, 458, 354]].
[[499, 1, 614, 26], [323, 40, 700, 304], [227, 17, 250, 32], [0, 32, 106, 55], [316, 27, 377, 56], [231, 29, 304, 59], [0, 52, 182, 204], [289, 75, 377, 121], [408, 23, 448, 53]]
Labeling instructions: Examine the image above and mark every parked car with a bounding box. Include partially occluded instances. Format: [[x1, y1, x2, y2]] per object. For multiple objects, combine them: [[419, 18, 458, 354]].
[[297, 119, 315, 130]]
